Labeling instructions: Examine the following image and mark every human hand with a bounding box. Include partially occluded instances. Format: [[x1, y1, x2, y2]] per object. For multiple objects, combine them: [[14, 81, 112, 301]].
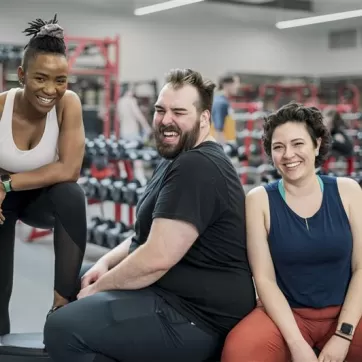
[[0, 187, 6, 225], [80, 261, 109, 289], [77, 283, 98, 300], [318, 334, 350, 362], [289, 339, 319, 362]]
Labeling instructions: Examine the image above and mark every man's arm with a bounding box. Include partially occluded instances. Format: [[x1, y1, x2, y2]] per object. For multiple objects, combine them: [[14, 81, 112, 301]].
[[93, 218, 199, 291], [130, 98, 151, 134], [97, 233, 134, 269], [9, 91, 85, 191], [92, 151, 222, 292], [336, 178, 362, 336]]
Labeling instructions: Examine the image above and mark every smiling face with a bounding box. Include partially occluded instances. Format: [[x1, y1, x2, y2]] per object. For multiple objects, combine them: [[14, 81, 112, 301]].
[[271, 121, 321, 182], [153, 83, 205, 159], [18, 53, 68, 113]]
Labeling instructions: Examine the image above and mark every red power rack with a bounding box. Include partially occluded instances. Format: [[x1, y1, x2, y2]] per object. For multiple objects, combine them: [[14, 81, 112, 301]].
[[26, 35, 121, 242]]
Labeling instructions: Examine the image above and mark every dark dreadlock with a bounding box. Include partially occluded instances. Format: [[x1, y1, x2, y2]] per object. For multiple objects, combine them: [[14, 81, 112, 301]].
[[22, 14, 67, 71]]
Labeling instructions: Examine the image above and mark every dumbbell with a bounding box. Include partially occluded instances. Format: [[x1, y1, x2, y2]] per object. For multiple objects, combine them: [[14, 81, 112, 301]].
[[223, 142, 239, 158], [87, 216, 104, 243], [138, 148, 159, 162], [98, 178, 114, 201], [83, 140, 97, 170], [93, 147, 109, 171], [109, 178, 127, 204], [86, 177, 102, 200], [93, 220, 116, 247], [123, 139, 144, 150], [237, 146, 248, 162], [237, 129, 251, 145], [250, 129, 263, 140], [122, 179, 144, 206], [108, 142, 122, 161], [104, 222, 130, 249]]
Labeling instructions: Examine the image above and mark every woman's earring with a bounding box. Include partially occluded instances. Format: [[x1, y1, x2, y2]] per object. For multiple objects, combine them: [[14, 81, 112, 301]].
[[19, 79, 24, 87]]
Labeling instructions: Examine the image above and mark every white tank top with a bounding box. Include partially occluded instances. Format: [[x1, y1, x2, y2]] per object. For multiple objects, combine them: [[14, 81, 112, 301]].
[[0, 88, 59, 173]]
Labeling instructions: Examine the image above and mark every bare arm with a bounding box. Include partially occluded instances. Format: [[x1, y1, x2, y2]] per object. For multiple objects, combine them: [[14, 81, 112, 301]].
[[93, 218, 198, 292], [336, 178, 362, 336], [9, 91, 85, 191], [97, 234, 134, 269], [246, 187, 305, 347], [130, 98, 151, 133]]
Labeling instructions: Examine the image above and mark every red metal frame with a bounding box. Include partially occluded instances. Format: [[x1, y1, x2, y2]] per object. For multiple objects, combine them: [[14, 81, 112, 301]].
[[64, 35, 121, 138], [259, 84, 319, 105]]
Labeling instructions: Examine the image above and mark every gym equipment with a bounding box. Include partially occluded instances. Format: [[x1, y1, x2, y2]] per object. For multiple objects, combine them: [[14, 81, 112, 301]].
[[109, 178, 127, 204], [64, 35, 120, 139], [0, 332, 50, 361], [105, 224, 133, 249], [98, 177, 114, 201], [223, 142, 247, 162], [87, 216, 104, 243], [85, 177, 101, 199], [93, 220, 116, 247], [122, 180, 146, 206]]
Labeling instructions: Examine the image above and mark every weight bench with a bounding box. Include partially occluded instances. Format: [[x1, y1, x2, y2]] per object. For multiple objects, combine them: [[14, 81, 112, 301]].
[[0, 333, 51, 361]]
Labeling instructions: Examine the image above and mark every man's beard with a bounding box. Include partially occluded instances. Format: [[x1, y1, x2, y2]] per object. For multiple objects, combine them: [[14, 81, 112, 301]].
[[154, 119, 201, 159]]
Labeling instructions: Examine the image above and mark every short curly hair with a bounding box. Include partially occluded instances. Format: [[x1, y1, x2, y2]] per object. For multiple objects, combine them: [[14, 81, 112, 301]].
[[262, 102, 331, 167]]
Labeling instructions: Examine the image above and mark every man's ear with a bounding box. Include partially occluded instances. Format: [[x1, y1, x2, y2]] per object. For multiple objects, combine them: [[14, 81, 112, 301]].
[[200, 110, 210, 127]]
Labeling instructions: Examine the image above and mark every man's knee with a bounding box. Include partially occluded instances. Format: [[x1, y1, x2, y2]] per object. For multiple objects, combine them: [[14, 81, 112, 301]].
[[44, 306, 74, 350]]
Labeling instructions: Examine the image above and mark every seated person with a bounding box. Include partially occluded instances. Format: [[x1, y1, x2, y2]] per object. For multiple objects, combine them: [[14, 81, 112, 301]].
[[43, 68, 257, 362], [323, 108, 354, 157], [0, 15, 87, 336], [221, 102, 362, 362]]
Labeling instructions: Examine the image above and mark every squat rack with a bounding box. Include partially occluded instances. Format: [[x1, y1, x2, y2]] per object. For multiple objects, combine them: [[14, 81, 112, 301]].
[[26, 35, 121, 242], [65, 35, 121, 138]]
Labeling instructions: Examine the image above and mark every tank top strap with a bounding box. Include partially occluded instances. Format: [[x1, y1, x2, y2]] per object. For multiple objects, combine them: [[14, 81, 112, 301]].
[[1, 88, 19, 125], [47, 105, 59, 130]]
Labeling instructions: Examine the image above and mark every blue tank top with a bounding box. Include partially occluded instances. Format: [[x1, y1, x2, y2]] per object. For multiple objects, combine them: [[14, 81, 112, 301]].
[[264, 175, 353, 308]]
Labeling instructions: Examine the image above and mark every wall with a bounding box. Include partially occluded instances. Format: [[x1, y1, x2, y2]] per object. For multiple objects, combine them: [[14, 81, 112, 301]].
[[0, 5, 316, 85], [1, 4, 361, 84], [311, 32, 362, 77]]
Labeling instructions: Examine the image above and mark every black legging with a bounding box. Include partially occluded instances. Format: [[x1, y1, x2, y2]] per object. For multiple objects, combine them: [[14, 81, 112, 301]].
[[43, 265, 223, 362], [0, 181, 87, 336]]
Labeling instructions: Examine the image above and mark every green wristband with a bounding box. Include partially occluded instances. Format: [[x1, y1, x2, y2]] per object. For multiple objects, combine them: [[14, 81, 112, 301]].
[[2, 180, 12, 192]]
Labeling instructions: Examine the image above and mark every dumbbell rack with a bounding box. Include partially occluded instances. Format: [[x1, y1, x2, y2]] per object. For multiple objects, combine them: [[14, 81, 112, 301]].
[[232, 101, 268, 186]]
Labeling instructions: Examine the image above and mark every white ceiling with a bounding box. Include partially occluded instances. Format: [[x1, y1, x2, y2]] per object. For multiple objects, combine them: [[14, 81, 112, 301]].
[[5, 0, 362, 31]]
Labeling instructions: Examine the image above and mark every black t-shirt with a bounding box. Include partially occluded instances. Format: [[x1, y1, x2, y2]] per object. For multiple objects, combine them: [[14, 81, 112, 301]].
[[129, 141, 256, 337]]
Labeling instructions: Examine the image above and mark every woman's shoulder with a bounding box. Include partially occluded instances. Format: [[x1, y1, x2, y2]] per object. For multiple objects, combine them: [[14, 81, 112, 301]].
[[336, 176, 361, 195], [59, 90, 81, 108], [56, 90, 82, 120]]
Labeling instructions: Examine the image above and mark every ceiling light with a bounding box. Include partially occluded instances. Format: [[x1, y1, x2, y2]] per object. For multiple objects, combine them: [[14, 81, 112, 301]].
[[276, 9, 362, 29], [243, 0, 274, 3], [134, 0, 205, 16]]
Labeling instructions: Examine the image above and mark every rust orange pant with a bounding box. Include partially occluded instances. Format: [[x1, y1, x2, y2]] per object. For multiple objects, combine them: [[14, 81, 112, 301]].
[[221, 304, 362, 362]]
